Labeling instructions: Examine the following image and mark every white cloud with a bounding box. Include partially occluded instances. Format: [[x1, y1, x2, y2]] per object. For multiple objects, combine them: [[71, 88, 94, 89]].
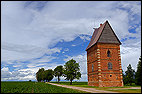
[[1, 1, 141, 81], [79, 35, 91, 41], [1, 62, 64, 81], [1, 67, 9, 72], [1, 41, 61, 62], [117, 1, 141, 16], [64, 53, 87, 81], [13, 65, 22, 68], [2, 1, 141, 62], [71, 44, 76, 46], [120, 45, 141, 71]]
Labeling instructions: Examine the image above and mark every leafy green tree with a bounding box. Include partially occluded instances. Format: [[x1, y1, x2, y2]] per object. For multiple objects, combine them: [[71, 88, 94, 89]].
[[36, 68, 45, 82], [54, 65, 64, 83], [29, 80, 32, 82], [44, 69, 54, 82], [135, 56, 141, 85], [64, 59, 81, 85], [125, 64, 135, 85]]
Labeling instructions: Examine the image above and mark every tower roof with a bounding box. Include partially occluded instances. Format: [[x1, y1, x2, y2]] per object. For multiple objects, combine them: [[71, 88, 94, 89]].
[[86, 20, 121, 51]]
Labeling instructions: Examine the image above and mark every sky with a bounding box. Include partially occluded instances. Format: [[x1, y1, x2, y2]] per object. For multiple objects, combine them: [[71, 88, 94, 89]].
[[1, 1, 141, 81]]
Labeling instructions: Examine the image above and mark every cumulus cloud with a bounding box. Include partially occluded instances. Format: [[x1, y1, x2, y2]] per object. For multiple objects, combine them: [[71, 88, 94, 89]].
[[1, 61, 64, 81], [1, 41, 61, 61], [117, 1, 141, 16], [27, 56, 57, 68], [1, 67, 35, 81], [1, 1, 141, 81], [64, 53, 87, 81], [2, 1, 141, 62], [120, 45, 141, 71], [79, 35, 91, 41]]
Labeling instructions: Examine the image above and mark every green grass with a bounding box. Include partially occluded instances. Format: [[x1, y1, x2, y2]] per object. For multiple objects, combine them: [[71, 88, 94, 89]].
[[2, 81, 140, 93], [1, 81, 88, 93], [51, 81, 88, 85], [51, 81, 98, 88], [51, 81, 141, 93], [124, 83, 141, 87], [108, 89, 141, 93]]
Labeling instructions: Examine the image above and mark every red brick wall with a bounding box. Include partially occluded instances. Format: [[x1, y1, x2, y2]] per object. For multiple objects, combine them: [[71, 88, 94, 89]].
[[87, 43, 123, 87]]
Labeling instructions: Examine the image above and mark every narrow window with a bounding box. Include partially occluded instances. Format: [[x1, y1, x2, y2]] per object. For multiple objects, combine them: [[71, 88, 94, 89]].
[[107, 50, 111, 57], [92, 64, 94, 72], [116, 75, 118, 79], [108, 62, 112, 69]]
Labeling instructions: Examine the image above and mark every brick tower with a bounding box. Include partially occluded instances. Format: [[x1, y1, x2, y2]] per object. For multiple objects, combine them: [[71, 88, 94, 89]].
[[86, 20, 123, 87]]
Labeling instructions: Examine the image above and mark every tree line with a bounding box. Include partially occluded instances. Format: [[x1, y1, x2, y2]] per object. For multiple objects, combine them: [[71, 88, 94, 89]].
[[36, 56, 141, 86], [122, 56, 141, 86], [36, 59, 81, 85]]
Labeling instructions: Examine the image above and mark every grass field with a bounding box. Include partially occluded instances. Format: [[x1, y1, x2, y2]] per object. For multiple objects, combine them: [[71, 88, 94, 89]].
[[1, 81, 88, 93], [1, 81, 141, 93], [108, 89, 141, 93], [51, 81, 141, 93], [51, 81, 88, 85]]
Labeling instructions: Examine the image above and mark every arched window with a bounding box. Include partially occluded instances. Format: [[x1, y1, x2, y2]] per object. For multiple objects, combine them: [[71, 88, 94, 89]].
[[107, 50, 111, 57], [108, 62, 112, 69], [92, 64, 94, 72]]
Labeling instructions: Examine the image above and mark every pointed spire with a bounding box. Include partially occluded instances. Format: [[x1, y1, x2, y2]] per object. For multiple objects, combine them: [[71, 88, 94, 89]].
[[86, 20, 121, 51]]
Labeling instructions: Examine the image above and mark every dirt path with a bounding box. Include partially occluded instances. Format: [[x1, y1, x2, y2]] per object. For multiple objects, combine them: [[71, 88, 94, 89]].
[[46, 82, 118, 93]]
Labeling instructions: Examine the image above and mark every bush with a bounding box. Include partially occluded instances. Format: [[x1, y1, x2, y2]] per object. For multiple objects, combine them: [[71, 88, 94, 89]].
[[29, 80, 32, 82]]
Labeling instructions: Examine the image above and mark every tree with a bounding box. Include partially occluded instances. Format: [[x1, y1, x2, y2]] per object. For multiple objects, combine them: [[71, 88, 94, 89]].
[[135, 56, 141, 85], [29, 80, 32, 82], [64, 59, 81, 85], [122, 69, 127, 85], [36, 68, 45, 82], [125, 64, 135, 85], [44, 69, 54, 82], [54, 65, 64, 83]]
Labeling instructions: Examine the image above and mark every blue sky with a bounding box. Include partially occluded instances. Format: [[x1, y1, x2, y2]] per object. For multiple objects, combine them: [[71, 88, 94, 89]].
[[1, 1, 141, 81]]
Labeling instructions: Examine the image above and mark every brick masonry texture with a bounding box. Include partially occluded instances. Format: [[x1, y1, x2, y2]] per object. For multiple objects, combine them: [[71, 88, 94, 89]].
[[87, 43, 124, 87]]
